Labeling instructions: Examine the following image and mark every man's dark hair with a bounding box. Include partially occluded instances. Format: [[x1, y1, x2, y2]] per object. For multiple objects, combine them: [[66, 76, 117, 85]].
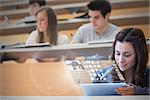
[[87, 0, 111, 18], [29, 0, 46, 7]]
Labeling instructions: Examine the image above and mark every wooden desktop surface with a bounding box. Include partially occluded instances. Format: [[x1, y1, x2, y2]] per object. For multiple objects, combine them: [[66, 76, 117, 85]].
[[0, 42, 149, 96], [0, 61, 83, 96]]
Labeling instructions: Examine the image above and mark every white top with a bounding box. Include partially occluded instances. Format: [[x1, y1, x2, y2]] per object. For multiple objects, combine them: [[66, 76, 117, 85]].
[[26, 30, 69, 45], [72, 23, 120, 43]]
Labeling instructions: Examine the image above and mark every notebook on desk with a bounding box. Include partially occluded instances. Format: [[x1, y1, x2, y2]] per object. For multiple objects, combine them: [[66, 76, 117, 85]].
[[80, 83, 127, 96]]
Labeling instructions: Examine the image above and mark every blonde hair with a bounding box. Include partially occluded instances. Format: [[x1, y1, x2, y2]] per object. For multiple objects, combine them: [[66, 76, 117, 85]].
[[36, 6, 58, 45]]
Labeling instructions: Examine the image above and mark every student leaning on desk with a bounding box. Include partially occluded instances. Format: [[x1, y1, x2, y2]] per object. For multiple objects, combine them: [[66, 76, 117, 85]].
[[26, 6, 69, 45], [110, 27, 149, 95], [26, 6, 69, 62], [17, 0, 46, 24]]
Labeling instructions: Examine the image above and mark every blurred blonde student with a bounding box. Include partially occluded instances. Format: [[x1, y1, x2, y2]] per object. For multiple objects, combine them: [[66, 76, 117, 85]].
[[26, 6, 69, 62], [26, 6, 69, 45]]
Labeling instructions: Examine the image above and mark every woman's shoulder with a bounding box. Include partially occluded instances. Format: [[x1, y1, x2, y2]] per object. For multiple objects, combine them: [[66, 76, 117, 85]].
[[143, 67, 150, 87], [58, 34, 68, 40], [144, 67, 150, 78], [26, 30, 38, 45], [30, 30, 38, 35], [57, 34, 69, 44]]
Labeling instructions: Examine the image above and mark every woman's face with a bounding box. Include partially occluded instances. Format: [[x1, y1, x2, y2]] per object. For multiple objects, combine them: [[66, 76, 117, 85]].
[[115, 41, 136, 72], [37, 10, 48, 33]]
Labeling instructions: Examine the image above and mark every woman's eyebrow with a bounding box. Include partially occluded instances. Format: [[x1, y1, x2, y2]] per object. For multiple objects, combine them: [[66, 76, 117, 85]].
[[115, 50, 133, 54]]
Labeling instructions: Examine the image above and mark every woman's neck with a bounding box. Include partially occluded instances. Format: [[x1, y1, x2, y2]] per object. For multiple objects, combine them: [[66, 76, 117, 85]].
[[123, 68, 134, 83]]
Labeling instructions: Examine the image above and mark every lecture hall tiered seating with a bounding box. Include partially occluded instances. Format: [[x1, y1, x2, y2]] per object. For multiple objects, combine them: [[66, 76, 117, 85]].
[[0, 0, 149, 43], [0, 0, 149, 96]]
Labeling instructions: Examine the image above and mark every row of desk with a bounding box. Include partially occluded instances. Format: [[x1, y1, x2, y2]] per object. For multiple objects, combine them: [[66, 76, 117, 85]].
[[0, 42, 149, 96], [0, 0, 148, 20], [0, 13, 149, 35], [0, 42, 113, 59]]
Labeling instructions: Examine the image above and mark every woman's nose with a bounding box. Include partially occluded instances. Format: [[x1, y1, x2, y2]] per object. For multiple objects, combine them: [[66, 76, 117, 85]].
[[119, 55, 125, 63]]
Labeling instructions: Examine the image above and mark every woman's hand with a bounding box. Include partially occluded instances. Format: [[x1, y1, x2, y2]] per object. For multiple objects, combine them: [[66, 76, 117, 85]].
[[116, 84, 134, 95]]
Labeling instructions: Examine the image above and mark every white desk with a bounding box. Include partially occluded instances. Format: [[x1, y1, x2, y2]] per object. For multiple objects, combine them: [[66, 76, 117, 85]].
[[0, 43, 113, 59]]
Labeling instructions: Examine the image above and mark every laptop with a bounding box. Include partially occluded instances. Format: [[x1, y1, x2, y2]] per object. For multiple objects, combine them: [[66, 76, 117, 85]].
[[80, 83, 127, 96]]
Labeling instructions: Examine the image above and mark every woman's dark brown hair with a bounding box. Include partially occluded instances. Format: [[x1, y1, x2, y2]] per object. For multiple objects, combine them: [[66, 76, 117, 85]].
[[112, 27, 148, 87]]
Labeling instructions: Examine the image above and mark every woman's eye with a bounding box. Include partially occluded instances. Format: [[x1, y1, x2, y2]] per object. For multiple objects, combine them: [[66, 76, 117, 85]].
[[115, 52, 120, 55], [41, 18, 44, 21], [124, 54, 131, 57]]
